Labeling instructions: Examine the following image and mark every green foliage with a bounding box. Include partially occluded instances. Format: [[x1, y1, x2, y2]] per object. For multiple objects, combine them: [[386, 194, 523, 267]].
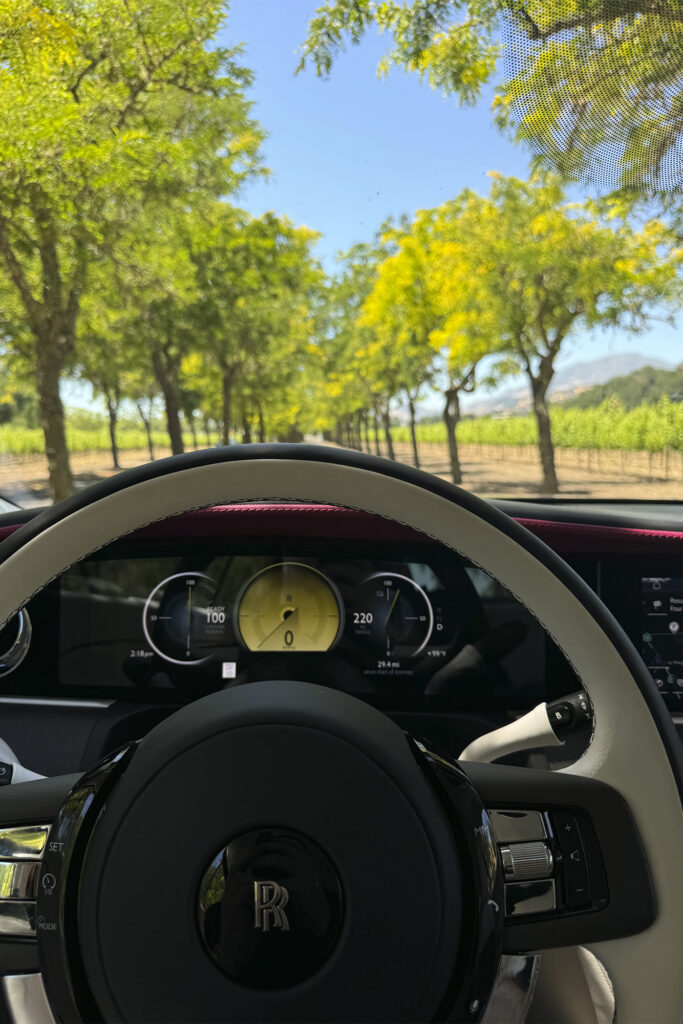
[[0, 424, 218, 456], [563, 364, 683, 411], [391, 397, 683, 452], [497, 2, 683, 191], [298, 0, 501, 101]]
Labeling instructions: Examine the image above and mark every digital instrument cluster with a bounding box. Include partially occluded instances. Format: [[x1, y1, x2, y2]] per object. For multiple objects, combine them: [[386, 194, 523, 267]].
[[138, 562, 443, 666], [56, 546, 477, 701]]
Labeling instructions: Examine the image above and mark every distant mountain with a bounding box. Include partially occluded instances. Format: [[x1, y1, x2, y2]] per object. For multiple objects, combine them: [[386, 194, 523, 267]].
[[562, 362, 683, 410], [463, 353, 676, 417]]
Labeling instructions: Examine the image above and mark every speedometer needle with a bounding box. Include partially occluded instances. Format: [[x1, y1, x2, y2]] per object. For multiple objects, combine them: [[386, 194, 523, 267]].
[[384, 589, 400, 630], [187, 583, 193, 650], [257, 608, 298, 649]]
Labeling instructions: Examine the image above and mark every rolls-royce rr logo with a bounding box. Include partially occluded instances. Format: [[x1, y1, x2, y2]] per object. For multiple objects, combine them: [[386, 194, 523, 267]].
[[253, 880, 290, 932]]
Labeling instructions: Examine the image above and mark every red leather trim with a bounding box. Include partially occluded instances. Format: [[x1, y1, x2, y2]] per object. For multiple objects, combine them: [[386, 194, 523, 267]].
[[515, 518, 683, 555], [1, 505, 683, 554]]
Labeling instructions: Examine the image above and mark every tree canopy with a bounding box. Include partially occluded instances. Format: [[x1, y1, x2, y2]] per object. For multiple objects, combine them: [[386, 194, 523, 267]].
[[299, 0, 683, 191]]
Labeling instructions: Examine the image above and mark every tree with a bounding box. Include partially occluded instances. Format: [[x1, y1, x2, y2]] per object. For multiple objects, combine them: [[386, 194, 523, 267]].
[[430, 173, 682, 492], [0, 0, 263, 499], [299, 1, 683, 192], [185, 206, 320, 446], [318, 237, 402, 456], [360, 226, 437, 469]]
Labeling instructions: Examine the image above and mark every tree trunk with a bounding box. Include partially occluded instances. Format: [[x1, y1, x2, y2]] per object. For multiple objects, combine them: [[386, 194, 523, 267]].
[[443, 388, 462, 485], [202, 415, 212, 447], [530, 375, 558, 494], [137, 402, 155, 461], [151, 347, 184, 455], [373, 412, 381, 457], [221, 371, 233, 446], [105, 392, 120, 470], [35, 336, 74, 501], [257, 406, 266, 443], [242, 413, 252, 444], [187, 412, 198, 450], [362, 414, 370, 454], [408, 397, 420, 469], [382, 406, 395, 461]]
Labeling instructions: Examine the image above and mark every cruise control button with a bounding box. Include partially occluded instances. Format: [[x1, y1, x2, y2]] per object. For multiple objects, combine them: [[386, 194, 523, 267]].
[[0, 763, 13, 786], [504, 879, 556, 917], [489, 810, 546, 843], [0, 901, 36, 937], [552, 811, 591, 908], [0, 826, 49, 861], [0, 861, 40, 900]]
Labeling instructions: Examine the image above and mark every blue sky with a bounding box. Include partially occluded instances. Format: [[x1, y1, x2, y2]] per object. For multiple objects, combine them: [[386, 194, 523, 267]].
[[222, 0, 683, 373]]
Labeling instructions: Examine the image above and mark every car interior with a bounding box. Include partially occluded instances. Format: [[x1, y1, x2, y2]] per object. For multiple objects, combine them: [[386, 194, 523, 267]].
[[0, 446, 680, 1022], [1, 0, 683, 1020]]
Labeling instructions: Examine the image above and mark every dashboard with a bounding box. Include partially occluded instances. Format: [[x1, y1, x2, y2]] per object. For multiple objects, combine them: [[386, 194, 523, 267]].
[[0, 500, 681, 776]]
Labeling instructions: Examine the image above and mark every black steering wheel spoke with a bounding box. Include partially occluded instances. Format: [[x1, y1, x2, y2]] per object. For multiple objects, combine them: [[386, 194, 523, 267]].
[[459, 761, 656, 954]]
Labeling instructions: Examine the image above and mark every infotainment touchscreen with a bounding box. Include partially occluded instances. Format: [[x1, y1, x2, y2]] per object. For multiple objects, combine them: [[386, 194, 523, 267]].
[[641, 577, 683, 700]]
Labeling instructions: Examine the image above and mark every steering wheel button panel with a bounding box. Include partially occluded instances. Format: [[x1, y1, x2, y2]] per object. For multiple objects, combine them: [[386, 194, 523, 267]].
[[487, 804, 607, 922], [0, 825, 52, 938]]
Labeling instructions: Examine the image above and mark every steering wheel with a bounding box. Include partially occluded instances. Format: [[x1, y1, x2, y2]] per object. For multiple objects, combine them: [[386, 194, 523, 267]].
[[0, 445, 680, 1024]]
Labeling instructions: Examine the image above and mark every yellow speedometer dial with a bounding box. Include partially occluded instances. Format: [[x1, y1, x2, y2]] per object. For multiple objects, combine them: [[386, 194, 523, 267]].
[[236, 562, 342, 653]]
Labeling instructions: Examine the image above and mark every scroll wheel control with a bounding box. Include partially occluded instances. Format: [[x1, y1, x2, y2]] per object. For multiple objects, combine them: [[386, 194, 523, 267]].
[[500, 841, 553, 880]]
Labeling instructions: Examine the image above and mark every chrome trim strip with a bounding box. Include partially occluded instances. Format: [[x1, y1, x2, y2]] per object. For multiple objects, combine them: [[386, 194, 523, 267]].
[[482, 955, 540, 1023], [2, 974, 56, 1024], [0, 901, 35, 938], [0, 826, 49, 861], [0, 697, 111, 709]]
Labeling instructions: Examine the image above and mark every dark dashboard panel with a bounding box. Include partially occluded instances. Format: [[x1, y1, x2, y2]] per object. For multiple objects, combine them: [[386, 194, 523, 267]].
[[1, 501, 682, 719]]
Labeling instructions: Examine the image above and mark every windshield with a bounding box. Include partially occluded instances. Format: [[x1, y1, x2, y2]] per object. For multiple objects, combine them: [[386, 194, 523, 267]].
[[0, 0, 681, 508]]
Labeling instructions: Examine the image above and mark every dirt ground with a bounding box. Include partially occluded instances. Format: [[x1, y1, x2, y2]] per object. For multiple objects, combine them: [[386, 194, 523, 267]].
[[0, 440, 681, 507]]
